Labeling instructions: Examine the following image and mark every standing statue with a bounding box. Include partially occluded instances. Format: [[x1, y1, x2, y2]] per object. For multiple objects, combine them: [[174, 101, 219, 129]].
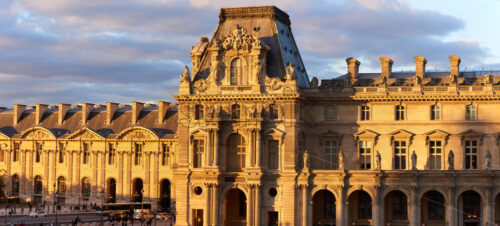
[[376, 151, 381, 169], [209, 58, 221, 85], [180, 65, 191, 84], [448, 72, 458, 84], [285, 62, 297, 81], [411, 150, 417, 170], [254, 59, 265, 83], [448, 150, 454, 170], [486, 150, 492, 170], [303, 150, 310, 170], [310, 77, 319, 88], [338, 149, 344, 169]]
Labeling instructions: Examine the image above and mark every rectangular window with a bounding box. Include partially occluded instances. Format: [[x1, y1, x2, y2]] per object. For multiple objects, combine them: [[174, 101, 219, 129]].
[[464, 140, 477, 169], [35, 143, 42, 163], [195, 104, 204, 120], [134, 143, 142, 166], [431, 105, 441, 120], [193, 139, 204, 168], [162, 144, 169, 166], [0, 149, 3, 162], [108, 143, 115, 165], [325, 140, 339, 169], [268, 140, 279, 170], [395, 105, 405, 120], [13, 143, 19, 162], [269, 104, 278, 120], [83, 143, 89, 164], [394, 141, 407, 170], [429, 140, 442, 169], [466, 105, 476, 120], [326, 106, 337, 121], [58, 143, 65, 163], [359, 141, 372, 169], [231, 104, 240, 119], [360, 105, 370, 121]]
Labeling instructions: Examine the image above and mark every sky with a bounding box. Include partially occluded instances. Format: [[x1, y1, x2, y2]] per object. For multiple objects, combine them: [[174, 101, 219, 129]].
[[0, 0, 499, 106]]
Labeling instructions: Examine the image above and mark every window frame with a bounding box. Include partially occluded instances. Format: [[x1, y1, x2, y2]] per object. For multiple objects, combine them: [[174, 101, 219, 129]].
[[195, 104, 204, 120], [430, 104, 442, 120], [269, 103, 279, 120], [393, 140, 407, 170], [192, 139, 204, 168], [325, 105, 337, 121], [267, 139, 280, 170], [134, 143, 143, 166], [428, 140, 443, 170], [359, 140, 372, 170], [231, 104, 241, 120], [395, 104, 406, 121], [466, 104, 477, 120], [12, 142, 19, 162], [360, 105, 371, 121], [108, 143, 116, 165]]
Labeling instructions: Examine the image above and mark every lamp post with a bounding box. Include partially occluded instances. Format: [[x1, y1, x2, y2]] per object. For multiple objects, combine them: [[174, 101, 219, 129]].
[[53, 182, 58, 226]]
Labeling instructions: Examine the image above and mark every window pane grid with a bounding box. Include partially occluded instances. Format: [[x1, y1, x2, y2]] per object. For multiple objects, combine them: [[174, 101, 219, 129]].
[[361, 106, 370, 121], [325, 140, 339, 169], [360, 141, 372, 169], [465, 140, 477, 169], [396, 105, 405, 120], [394, 141, 407, 170], [431, 105, 441, 120], [429, 140, 442, 169]]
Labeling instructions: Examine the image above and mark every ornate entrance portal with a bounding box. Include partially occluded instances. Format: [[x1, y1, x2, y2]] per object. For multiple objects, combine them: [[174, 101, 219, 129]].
[[224, 189, 247, 226]]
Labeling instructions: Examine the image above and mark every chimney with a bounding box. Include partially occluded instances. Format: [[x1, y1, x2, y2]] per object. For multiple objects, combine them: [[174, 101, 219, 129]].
[[132, 102, 144, 124], [58, 103, 71, 124], [449, 55, 461, 77], [158, 101, 171, 124], [13, 104, 26, 125], [379, 56, 393, 77], [414, 56, 427, 78], [346, 57, 360, 80], [35, 104, 48, 124], [81, 103, 94, 125], [106, 102, 119, 125]]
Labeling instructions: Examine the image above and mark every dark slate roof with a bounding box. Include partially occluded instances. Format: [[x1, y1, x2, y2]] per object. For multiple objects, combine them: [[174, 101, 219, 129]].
[[0, 105, 178, 139]]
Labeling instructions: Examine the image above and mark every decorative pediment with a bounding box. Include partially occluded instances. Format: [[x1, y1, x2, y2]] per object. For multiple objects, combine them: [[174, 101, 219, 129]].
[[459, 129, 485, 145], [21, 127, 56, 139], [67, 127, 105, 140], [389, 129, 414, 145], [424, 129, 449, 146], [190, 129, 209, 137], [216, 26, 265, 51], [264, 128, 286, 142], [0, 131, 10, 139], [319, 130, 343, 144], [117, 127, 159, 140], [354, 129, 379, 145]]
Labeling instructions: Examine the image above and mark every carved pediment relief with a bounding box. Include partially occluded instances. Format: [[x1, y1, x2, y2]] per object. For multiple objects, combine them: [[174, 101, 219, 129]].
[[424, 129, 449, 138], [67, 127, 105, 140], [21, 127, 56, 139], [0, 131, 10, 139], [354, 129, 379, 145], [459, 129, 485, 145], [319, 130, 343, 144], [117, 127, 159, 140], [390, 129, 414, 145], [215, 26, 265, 51]]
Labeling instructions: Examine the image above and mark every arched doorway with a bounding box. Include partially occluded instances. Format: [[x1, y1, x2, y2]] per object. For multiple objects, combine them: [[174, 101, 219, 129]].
[[348, 190, 372, 225], [312, 190, 336, 226], [224, 188, 247, 226], [57, 176, 66, 205], [458, 190, 481, 226], [132, 178, 143, 203], [160, 179, 171, 212], [226, 134, 246, 172], [106, 178, 116, 203], [384, 190, 408, 225], [81, 177, 91, 201], [33, 175, 43, 204], [421, 190, 445, 225], [11, 174, 19, 196]]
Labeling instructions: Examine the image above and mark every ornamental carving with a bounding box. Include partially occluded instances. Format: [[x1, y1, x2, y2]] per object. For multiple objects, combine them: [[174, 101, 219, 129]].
[[180, 65, 191, 84], [220, 26, 263, 51], [194, 79, 209, 92], [265, 77, 283, 91]]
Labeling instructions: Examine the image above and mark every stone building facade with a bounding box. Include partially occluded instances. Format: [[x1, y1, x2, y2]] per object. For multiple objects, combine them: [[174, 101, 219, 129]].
[[1, 5, 500, 226]]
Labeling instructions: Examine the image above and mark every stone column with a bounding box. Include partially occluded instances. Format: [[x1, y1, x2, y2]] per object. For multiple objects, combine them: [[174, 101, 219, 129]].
[[204, 183, 211, 226], [301, 185, 309, 226], [256, 130, 261, 168], [336, 186, 346, 226], [446, 186, 456, 226], [372, 186, 382, 226], [255, 185, 261, 226], [484, 186, 494, 226], [409, 186, 419, 226], [212, 184, 219, 226], [206, 130, 212, 166], [214, 129, 219, 167], [247, 130, 254, 168], [246, 185, 253, 226]]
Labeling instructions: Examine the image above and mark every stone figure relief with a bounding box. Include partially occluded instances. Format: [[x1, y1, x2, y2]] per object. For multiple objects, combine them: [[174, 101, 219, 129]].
[[303, 150, 310, 169], [412, 75, 422, 86], [285, 62, 297, 81], [411, 150, 417, 170], [254, 59, 265, 83], [448, 150, 454, 170], [310, 77, 319, 88], [448, 72, 458, 85], [486, 150, 492, 170], [180, 65, 191, 84], [265, 77, 283, 91], [338, 149, 344, 169], [485, 74, 493, 84], [194, 79, 209, 92], [375, 150, 381, 169], [221, 26, 264, 51], [209, 57, 222, 85]]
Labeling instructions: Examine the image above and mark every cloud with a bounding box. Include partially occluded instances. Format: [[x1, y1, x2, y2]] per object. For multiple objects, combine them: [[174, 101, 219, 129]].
[[0, 0, 493, 106]]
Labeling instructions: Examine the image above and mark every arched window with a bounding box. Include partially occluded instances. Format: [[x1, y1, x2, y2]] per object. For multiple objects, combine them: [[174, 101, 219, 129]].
[[230, 58, 245, 85], [82, 177, 91, 198], [34, 176, 43, 195], [57, 176, 66, 195], [227, 134, 246, 171], [11, 174, 19, 196]]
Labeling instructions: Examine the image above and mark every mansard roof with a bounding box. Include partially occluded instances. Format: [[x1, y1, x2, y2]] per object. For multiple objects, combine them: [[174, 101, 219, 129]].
[[193, 6, 310, 88], [0, 104, 178, 139]]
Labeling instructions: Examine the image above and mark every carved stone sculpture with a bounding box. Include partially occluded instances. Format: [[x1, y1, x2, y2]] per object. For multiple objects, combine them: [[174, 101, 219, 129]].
[[448, 150, 454, 170], [486, 150, 492, 170], [310, 77, 319, 88], [221, 26, 264, 51], [180, 65, 191, 84], [411, 150, 417, 170], [254, 59, 265, 83], [265, 77, 283, 91], [285, 62, 297, 81], [339, 149, 344, 169], [376, 151, 381, 169], [194, 79, 209, 92], [209, 57, 221, 85], [485, 74, 493, 84], [448, 72, 458, 85], [303, 150, 310, 169]]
